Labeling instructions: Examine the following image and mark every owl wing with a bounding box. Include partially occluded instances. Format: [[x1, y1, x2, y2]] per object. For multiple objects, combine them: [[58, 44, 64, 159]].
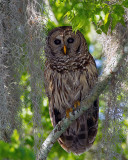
[[44, 57, 99, 154], [58, 57, 99, 154]]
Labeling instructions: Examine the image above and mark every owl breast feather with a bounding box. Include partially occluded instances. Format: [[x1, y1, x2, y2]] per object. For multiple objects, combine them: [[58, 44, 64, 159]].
[[44, 56, 99, 154]]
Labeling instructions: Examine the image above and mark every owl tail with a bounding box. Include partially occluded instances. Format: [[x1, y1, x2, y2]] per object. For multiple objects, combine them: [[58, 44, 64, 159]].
[[50, 100, 99, 155]]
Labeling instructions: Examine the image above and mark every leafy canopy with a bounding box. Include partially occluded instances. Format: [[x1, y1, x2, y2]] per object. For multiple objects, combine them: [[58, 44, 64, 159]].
[[49, 0, 128, 34]]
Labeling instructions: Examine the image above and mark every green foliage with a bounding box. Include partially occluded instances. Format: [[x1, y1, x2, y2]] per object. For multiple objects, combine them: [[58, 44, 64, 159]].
[[1, 1, 128, 160], [49, 0, 128, 35], [0, 130, 35, 160]]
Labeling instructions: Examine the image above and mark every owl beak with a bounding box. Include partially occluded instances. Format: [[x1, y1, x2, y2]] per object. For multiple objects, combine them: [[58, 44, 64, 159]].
[[63, 45, 67, 54]]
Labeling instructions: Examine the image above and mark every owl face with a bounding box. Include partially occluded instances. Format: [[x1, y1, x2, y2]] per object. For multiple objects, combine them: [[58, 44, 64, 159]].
[[47, 26, 83, 58]]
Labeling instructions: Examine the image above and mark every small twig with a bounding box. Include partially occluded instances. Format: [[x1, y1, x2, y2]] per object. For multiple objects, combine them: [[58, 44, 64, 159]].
[[36, 46, 128, 160]]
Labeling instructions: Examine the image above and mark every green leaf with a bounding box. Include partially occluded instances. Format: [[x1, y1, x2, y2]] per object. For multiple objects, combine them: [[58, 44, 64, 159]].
[[120, 17, 126, 26], [111, 13, 119, 30], [96, 28, 102, 34], [104, 13, 109, 24], [102, 3, 110, 14], [103, 18, 110, 34], [112, 4, 125, 15], [122, 0, 128, 8]]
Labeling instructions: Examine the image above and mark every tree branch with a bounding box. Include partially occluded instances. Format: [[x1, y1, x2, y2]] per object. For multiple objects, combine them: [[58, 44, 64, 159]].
[[36, 44, 128, 160]]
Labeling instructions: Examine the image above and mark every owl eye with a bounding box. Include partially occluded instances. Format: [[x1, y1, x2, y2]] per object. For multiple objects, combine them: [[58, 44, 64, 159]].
[[54, 39, 61, 45], [67, 38, 74, 43]]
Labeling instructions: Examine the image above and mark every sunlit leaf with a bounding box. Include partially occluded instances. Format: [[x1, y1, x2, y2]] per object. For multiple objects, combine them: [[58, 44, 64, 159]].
[[104, 13, 109, 24]]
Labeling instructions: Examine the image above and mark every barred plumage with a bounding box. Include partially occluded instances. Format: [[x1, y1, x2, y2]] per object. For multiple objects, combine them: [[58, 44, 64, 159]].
[[44, 26, 99, 154]]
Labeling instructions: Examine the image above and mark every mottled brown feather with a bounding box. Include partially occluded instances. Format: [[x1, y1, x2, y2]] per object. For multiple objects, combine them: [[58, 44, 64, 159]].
[[44, 26, 99, 154]]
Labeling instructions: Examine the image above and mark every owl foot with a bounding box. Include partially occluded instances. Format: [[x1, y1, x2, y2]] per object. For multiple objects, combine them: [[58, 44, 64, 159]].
[[66, 108, 73, 118], [74, 101, 80, 108]]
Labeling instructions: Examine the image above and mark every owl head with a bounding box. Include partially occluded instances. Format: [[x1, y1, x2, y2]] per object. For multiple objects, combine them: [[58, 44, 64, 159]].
[[46, 26, 89, 59]]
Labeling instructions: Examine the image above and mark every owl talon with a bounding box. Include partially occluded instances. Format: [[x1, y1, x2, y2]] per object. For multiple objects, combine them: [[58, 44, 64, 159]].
[[66, 108, 73, 118], [74, 101, 80, 108]]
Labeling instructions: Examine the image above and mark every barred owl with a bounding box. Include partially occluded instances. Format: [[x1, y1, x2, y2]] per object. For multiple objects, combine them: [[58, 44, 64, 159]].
[[44, 26, 99, 154]]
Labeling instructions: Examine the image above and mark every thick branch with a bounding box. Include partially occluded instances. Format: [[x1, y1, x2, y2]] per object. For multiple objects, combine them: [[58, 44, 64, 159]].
[[36, 45, 128, 160]]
